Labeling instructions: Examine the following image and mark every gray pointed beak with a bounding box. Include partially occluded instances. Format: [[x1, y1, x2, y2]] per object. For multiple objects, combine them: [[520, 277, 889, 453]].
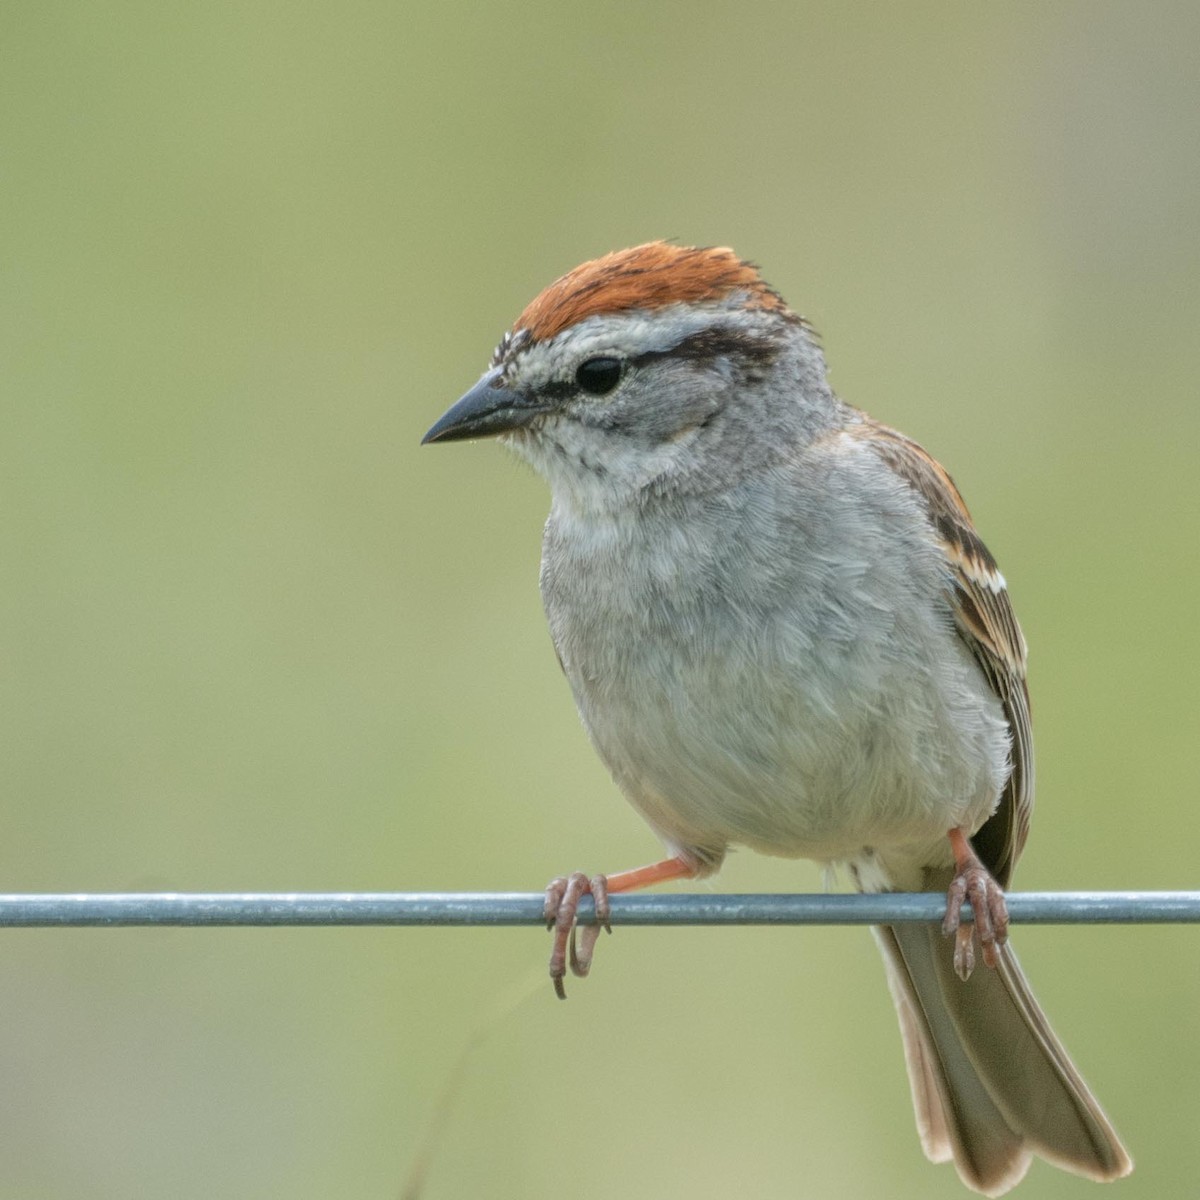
[[421, 369, 548, 445]]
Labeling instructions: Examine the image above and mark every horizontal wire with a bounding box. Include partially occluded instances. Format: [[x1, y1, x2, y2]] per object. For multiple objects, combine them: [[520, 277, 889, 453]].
[[0, 891, 1196, 928]]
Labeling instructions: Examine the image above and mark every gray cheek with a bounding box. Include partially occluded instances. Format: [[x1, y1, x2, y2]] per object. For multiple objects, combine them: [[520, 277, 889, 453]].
[[584, 367, 724, 444]]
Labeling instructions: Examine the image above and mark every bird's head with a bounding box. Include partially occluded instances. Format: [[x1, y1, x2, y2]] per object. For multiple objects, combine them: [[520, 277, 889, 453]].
[[423, 242, 836, 510]]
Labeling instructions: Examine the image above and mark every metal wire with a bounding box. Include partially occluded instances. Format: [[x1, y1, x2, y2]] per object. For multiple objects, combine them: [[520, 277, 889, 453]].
[[0, 891, 1195, 928]]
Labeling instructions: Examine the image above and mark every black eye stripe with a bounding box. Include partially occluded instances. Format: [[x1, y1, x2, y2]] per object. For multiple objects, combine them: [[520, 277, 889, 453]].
[[575, 357, 623, 395], [537, 379, 577, 401], [629, 328, 782, 370]]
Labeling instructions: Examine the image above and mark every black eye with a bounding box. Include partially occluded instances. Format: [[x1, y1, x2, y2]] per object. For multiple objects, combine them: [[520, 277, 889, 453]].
[[575, 357, 623, 395]]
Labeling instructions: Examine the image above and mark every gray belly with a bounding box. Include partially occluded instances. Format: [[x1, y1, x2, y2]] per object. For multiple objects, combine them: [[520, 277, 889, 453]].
[[573, 615, 1006, 869]]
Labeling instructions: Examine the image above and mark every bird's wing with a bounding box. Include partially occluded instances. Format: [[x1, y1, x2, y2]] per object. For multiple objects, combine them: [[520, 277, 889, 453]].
[[855, 420, 1032, 884]]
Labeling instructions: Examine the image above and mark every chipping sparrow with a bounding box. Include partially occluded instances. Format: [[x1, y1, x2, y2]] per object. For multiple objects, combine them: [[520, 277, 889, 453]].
[[422, 243, 1131, 1194]]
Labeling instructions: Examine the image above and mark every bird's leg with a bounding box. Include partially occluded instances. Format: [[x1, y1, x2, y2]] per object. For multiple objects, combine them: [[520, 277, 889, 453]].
[[941, 827, 1010, 980], [543, 856, 696, 999]]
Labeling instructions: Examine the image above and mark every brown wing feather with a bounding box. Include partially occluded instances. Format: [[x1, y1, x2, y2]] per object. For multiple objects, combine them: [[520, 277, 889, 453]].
[[854, 420, 1032, 885]]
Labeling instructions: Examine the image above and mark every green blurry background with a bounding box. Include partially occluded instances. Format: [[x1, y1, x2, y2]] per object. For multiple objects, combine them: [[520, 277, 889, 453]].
[[2, 3, 1197, 1197]]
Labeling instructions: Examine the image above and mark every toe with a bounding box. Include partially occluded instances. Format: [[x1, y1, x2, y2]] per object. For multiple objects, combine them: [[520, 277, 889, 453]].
[[942, 874, 967, 936], [543, 876, 568, 929], [570, 923, 604, 977], [953, 924, 975, 981], [548, 873, 590, 997]]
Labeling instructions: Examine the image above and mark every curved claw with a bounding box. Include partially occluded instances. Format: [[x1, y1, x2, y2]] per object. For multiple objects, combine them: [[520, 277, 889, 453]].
[[544, 872, 610, 999]]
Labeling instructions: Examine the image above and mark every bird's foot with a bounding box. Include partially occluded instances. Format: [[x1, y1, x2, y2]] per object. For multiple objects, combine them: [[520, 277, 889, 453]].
[[941, 827, 1009, 981], [541, 856, 698, 998], [544, 872, 611, 999]]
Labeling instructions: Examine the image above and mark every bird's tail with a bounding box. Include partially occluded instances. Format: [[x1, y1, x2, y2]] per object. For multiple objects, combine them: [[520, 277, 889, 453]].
[[873, 918, 1132, 1196]]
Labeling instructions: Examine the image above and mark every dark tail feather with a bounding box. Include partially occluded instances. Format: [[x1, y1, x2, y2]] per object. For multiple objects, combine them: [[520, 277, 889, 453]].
[[874, 922, 1132, 1196]]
